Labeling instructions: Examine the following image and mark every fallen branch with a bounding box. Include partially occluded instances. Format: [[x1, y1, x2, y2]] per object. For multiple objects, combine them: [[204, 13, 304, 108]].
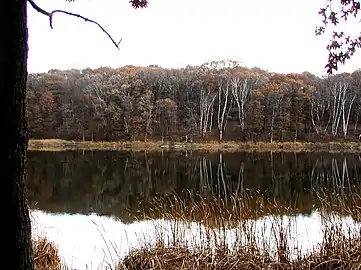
[[28, 0, 122, 49]]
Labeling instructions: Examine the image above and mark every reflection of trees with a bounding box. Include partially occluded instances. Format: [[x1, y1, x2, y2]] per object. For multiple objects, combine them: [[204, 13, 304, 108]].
[[310, 156, 359, 195], [217, 153, 227, 199], [199, 156, 213, 197], [26, 151, 361, 222], [235, 161, 245, 197]]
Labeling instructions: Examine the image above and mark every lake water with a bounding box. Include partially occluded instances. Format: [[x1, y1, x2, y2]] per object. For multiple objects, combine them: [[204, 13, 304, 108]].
[[27, 150, 361, 269]]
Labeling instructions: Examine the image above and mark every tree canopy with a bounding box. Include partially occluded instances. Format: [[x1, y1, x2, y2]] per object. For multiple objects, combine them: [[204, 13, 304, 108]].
[[26, 64, 361, 142]]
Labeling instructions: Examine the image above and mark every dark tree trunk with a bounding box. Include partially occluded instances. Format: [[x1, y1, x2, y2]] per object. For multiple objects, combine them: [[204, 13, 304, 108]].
[[1, 1, 34, 269]]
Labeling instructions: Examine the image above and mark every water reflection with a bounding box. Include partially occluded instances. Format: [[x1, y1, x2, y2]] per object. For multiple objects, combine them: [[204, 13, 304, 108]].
[[28, 151, 361, 269], [31, 209, 361, 270], [26, 151, 361, 221]]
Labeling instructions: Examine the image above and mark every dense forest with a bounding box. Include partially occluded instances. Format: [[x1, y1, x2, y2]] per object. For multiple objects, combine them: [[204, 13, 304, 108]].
[[26, 60, 361, 142]]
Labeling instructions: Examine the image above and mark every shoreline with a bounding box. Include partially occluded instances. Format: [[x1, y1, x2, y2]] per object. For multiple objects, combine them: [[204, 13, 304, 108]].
[[33, 192, 361, 270], [28, 139, 361, 153]]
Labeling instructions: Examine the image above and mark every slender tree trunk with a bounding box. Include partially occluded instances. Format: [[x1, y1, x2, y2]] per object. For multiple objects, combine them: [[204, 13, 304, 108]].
[[354, 112, 359, 132], [1, 1, 34, 269]]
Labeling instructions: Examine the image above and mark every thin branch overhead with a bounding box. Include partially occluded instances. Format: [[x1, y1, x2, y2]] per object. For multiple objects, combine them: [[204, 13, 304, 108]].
[[27, 0, 122, 49]]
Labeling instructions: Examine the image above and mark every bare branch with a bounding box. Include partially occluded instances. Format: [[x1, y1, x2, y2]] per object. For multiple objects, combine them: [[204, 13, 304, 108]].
[[315, 0, 361, 74], [27, 0, 122, 49]]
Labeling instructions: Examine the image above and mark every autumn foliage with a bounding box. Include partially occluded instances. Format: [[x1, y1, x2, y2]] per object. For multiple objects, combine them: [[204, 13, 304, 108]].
[[26, 62, 361, 142]]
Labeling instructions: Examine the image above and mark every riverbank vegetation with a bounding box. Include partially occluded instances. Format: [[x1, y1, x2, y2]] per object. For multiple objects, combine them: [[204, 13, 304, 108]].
[[117, 193, 361, 269], [33, 192, 361, 269], [118, 237, 361, 270], [26, 64, 361, 143], [28, 139, 361, 152]]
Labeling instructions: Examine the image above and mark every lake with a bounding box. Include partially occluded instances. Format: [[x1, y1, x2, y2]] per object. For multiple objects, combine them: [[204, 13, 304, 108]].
[[27, 150, 361, 269]]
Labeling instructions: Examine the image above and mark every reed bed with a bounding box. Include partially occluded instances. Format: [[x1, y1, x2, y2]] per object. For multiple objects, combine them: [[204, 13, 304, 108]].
[[117, 237, 361, 269], [117, 192, 361, 269], [33, 191, 361, 269]]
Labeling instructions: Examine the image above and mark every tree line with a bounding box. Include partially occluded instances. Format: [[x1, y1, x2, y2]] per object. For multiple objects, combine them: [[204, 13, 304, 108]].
[[26, 60, 361, 142]]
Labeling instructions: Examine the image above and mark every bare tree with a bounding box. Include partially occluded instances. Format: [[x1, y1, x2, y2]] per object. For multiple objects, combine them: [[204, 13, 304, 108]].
[[327, 78, 356, 137], [216, 76, 231, 141], [310, 87, 330, 136], [266, 91, 284, 143], [230, 74, 260, 131], [199, 83, 216, 137]]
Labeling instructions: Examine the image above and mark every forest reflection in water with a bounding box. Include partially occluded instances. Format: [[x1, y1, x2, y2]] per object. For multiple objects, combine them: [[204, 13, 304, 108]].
[[27, 150, 361, 269], [26, 150, 361, 221]]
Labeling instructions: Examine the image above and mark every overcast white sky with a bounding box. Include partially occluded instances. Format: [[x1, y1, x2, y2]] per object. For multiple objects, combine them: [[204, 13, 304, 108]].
[[27, 0, 361, 77]]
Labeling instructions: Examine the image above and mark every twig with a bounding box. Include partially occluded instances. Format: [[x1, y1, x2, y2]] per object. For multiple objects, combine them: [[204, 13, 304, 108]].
[[27, 0, 122, 49]]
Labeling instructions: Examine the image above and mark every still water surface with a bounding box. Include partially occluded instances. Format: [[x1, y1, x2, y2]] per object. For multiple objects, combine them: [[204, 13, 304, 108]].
[[27, 150, 361, 269]]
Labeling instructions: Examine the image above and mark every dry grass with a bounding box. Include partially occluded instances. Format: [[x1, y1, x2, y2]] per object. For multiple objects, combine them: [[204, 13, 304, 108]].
[[28, 139, 361, 153], [28, 139, 164, 152], [136, 191, 361, 227], [30, 192, 361, 270], [135, 194, 300, 228], [300, 232, 361, 269], [116, 237, 361, 269], [33, 237, 61, 270], [116, 193, 361, 270], [118, 244, 274, 270], [191, 140, 361, 153]]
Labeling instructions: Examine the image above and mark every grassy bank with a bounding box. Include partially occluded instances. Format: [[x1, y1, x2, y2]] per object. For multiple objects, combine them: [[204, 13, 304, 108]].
[[33, 192, 361, 269], [28, 139, 361, 152]]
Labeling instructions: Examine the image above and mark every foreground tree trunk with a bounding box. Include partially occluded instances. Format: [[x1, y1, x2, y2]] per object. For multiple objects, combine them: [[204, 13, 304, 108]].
[[1, 1, 34, 269]]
